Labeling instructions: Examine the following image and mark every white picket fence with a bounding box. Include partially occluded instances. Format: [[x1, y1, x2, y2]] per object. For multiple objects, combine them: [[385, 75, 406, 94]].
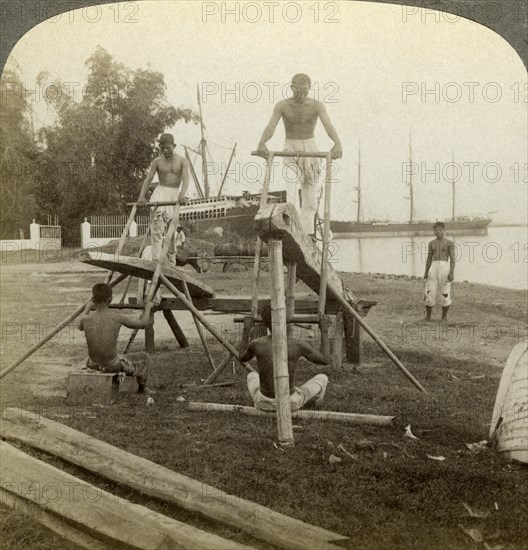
[[81, 215, 150, 249], [0, 220, 61, 254]]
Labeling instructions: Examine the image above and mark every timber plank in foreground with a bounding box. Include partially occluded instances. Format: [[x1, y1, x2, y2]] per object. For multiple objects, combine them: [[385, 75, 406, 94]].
[[0, 410, 347, 550], [80, 251, 214, 298], [0, 441, 255, 550], [0, 489, 112, 550], [255, 203, 356, 305]]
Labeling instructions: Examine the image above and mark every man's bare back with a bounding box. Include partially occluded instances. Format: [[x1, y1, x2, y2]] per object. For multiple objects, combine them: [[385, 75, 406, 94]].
[[278, 98, 321, 140], [79, 299, 152, 366], [240, 335, 329, 398]]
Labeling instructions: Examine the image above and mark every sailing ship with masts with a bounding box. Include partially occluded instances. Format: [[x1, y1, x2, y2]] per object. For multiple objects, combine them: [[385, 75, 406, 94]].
[[330, 139, 492, 237], [178, 86, 285, 239]]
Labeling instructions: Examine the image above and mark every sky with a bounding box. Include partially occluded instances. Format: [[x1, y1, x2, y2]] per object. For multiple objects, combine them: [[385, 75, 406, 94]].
[[6, 0, 528, 224]]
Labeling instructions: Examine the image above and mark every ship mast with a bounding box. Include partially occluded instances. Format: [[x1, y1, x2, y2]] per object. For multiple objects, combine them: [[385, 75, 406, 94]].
[[197, 84, 210, 198], [408, 133, 414, 223], [451, 149, 456, 221], [356, 140, 362, 223]]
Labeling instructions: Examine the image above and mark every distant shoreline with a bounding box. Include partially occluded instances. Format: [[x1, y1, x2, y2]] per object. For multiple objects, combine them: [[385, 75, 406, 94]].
[[489, 223, 528, 228]]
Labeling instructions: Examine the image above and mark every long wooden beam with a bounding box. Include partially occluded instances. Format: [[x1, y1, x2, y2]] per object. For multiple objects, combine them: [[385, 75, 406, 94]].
[[155, 295, 342, 313], [0, 410, 347, 550], [0, 441, 255, 550], [188, 402, 395, 426]]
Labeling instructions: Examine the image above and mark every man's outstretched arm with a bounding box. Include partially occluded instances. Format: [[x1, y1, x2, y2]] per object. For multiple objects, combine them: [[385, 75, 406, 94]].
[[318, 104, 342, 159], [299, 341, 330, 365], [239, 317, 256, 362], [138, 159, 158, 203], [179, 158, 190, 204], [257, 103, 283, 157]]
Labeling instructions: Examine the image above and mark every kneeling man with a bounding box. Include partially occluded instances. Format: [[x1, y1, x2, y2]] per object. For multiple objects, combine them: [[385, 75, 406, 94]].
[[239, 304, 329, 412]]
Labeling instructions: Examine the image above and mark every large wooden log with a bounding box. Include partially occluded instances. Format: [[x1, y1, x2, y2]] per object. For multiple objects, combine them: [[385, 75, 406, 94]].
[[0, 441, 255, 550], [188, 402, 395, 426], [81, 251, 214, 298], [0, 410, 347, 550], [254, 203, 356, 306]]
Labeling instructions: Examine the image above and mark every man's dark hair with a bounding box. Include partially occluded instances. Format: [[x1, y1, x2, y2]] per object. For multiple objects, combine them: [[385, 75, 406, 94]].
[[159, 133, 175, 146], [260, 303, 273, 332], [92, 283, 112, 304], [433, 222, 445, 229], [292, 73, 311, 86]]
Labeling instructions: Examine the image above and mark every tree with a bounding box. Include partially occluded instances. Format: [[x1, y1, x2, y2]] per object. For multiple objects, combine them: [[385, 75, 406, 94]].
[[0, 61, 38, 238], [38, 47, 198, 243]]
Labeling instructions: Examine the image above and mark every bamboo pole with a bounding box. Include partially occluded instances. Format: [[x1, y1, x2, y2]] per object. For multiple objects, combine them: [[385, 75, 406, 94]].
[[187, 402, 395, 426], [0, 273, 128, 380], [251, 151, 329, 158], [286, 260, 297, 337], [251, 153, 274, 319], [183, 281, 216, 371], [269, 239, 294, 447], [318, 154, 333, 319], [159, 275, 254, 373]]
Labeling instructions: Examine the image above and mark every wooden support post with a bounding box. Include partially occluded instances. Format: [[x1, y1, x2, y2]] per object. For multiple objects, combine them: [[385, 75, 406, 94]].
[[159, 275, 254, 376], [319, 314, 331, 357], [145, 310, 155, 354], [251, 154, 274, 319], [317, 153, 333, 321], [345, 313, 362, 369], [0, 273, 128, 380], [182, 281, 215, 370], [269, 239, 294, 447], [286, 260, 297, 338], [331, 311, 345, 369], [162, 309, 189, 348]]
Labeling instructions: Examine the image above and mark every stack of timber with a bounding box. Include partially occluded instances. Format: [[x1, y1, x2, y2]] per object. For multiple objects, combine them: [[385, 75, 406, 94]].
[[0, 441, 254, 550], [80, 251, 214, 298], [0, 409, 348, 550], [254, 203, 356, 304]]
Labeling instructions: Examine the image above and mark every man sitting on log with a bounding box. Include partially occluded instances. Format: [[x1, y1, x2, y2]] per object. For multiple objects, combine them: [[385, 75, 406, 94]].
[[239, 305, 329, 412], [79, 283, 154, 394]]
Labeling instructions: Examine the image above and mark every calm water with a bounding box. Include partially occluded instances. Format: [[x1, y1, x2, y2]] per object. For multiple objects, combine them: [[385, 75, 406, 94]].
[[333, 226, 528, 290]]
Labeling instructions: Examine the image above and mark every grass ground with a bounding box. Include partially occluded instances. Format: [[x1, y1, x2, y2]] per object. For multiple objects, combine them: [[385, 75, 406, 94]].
[[0, 253, 527, 549]]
